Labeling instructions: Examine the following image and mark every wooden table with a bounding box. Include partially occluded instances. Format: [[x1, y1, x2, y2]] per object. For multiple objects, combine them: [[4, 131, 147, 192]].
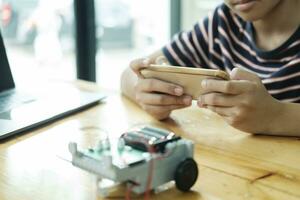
[[0, 81, 300, 200]]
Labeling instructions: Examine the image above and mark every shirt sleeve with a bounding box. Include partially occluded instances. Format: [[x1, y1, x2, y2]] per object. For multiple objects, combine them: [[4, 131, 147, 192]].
[[162, 5, 225, 70]]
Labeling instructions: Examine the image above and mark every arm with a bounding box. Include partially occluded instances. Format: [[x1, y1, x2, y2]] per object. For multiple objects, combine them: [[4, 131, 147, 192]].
[[120, 67, 138, 102], [271, 103, 300, 137]]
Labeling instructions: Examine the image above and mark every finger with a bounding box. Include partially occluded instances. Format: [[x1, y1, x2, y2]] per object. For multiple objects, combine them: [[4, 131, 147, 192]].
[[130, 58, 151, 78], [141, 104, 188, 115], [137, 93, 192, 106], [198, 93, 238, 107], [205, 106, 235, 117], [137, 78, 184, 96], [230, 68, 259, 81], [202, 79, 255, 94]]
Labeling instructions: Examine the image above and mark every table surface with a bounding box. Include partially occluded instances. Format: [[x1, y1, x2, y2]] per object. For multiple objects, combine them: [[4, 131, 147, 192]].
[[0, 81, 300, 200]]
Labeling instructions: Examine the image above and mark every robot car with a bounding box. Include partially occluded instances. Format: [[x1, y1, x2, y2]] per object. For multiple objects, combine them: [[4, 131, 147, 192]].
[[68, 126, 198, 196]]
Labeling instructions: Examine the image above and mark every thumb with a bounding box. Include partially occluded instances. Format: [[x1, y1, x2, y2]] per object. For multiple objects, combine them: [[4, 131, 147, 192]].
[[130, 58, 151, 78], [155, 56, 169, 65]]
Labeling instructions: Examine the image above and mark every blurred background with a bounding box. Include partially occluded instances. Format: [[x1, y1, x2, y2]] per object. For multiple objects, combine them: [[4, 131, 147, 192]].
[[0, 0, 222, 90]]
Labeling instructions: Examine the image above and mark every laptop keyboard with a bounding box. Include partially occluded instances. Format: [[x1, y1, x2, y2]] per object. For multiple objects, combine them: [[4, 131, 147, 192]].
[[0, 90, 35, 114]]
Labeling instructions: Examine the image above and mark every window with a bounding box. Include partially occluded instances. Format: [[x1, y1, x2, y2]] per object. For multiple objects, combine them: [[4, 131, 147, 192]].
[[95, 0, 171, 90], [182, 0, 223, 30], [0, 0, 75, 84]]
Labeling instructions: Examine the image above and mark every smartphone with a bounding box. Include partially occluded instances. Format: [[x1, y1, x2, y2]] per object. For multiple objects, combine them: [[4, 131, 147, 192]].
[[140, 64, 229, 99]]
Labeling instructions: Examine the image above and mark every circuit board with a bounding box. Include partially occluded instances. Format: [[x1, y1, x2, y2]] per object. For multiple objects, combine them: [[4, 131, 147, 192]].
[[82, 144, 148, 168]]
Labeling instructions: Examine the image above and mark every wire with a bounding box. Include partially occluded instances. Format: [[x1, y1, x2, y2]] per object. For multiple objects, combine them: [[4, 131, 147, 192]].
[[125, 182, 136, 200], [120, 128, 178, 200], [120, 132, 154, 200], [144, 146, 155, 200]]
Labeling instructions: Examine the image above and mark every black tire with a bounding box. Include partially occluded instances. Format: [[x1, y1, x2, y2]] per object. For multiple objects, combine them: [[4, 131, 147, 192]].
[[174, 158, 198, 192]]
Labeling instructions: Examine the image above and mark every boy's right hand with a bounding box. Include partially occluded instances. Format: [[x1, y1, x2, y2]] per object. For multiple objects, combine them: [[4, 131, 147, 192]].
[[130, 58, 192, 120]]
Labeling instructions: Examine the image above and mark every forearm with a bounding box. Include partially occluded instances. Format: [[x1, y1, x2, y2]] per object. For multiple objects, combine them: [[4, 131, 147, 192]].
[[268, 102, 300, 137], [120, 68, 138, 101]]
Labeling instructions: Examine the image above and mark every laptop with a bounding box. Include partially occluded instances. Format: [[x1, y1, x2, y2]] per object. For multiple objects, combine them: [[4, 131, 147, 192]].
[[0, 32, 106, 140]]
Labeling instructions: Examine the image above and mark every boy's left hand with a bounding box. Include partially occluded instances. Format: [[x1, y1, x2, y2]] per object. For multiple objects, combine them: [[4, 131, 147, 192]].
[[197, 68, 284, 134]]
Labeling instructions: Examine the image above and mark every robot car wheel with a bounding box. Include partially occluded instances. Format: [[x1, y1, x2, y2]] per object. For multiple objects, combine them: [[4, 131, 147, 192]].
[[174, 158, 198, 192]]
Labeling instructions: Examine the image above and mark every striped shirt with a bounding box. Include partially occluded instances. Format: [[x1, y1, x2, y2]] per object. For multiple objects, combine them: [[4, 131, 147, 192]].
[[163, 4, 300, 103]]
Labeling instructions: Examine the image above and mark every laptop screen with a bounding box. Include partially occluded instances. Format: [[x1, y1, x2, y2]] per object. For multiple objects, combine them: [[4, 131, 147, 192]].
[[0, 32, 15, 92]]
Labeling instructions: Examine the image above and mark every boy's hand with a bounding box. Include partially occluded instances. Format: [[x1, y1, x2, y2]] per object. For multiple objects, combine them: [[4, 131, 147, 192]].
[[130, 56, 169, 78], [130, 58, 192, 120], [197, 68, 284, 134]]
